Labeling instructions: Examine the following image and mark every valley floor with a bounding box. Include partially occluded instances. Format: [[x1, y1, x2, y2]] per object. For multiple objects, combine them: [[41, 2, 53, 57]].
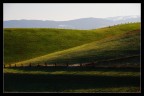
[[4, 67, 140, 93]]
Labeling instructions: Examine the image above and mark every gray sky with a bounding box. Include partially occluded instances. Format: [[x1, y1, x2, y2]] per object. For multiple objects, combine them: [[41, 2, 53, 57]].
[[4, 3, 141, 21]]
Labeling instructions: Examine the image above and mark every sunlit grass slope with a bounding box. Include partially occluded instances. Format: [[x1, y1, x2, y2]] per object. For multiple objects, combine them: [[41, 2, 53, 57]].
[[5, 23, 140, 66], [4, 28, 119, 64]]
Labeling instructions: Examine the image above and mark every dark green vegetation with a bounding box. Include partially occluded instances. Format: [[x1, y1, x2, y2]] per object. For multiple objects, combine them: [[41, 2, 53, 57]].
[[4, 67, 140, 92], [4, 23, 141, 92]]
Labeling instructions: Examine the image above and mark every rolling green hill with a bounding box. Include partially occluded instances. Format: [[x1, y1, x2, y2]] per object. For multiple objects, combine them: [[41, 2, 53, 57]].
[[4, 23, 140, 66]]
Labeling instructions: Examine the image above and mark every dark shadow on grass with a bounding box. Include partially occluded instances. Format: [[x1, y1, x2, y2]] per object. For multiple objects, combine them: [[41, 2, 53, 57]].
[[4, 72, 140, 92], [5, 66, 140, 72]]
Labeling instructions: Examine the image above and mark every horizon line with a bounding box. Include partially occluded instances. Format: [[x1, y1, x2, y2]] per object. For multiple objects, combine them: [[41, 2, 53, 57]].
[[4, 15, 140, 22]]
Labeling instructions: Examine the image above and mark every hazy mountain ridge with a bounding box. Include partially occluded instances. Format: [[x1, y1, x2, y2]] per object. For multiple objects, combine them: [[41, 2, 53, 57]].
[[4, 15, 140, 29]]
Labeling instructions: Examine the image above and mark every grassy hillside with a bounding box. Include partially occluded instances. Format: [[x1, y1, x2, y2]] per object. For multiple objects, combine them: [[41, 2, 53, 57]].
[[4, 23, 141, 92], [4, 23, 140, 66], [4, 28, 123, 64], [11, 29, 140, 66]]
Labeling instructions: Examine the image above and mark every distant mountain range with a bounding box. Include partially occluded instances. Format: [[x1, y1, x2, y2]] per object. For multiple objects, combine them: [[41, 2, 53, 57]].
[[4, 15, 140, 29]]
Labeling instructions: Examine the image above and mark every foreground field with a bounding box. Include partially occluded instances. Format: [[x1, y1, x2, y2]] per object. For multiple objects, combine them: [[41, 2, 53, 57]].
[[4, 67, 140, 92]]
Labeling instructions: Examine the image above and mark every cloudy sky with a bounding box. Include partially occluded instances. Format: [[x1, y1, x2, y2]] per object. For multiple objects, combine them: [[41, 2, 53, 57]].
[[4, 3, 141, 21]]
